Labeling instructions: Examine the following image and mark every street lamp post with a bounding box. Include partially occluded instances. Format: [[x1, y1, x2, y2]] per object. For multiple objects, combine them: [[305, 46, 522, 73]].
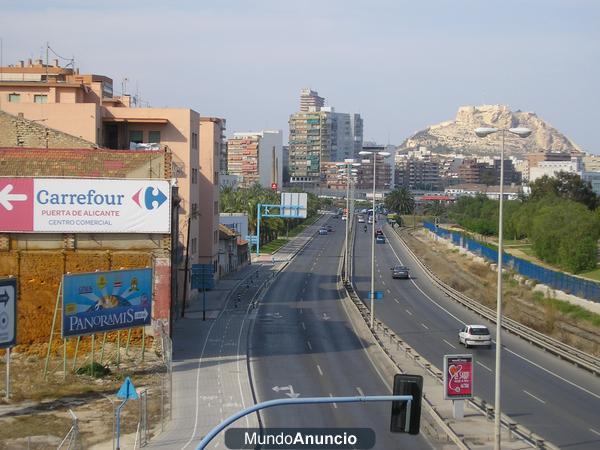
[[337, 160, 360, 282], [359, 150, 390, 329], [474, 126, 531, 450]]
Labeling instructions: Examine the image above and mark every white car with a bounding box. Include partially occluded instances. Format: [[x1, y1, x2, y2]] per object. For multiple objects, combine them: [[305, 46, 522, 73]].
[[358, 216, 365, 223], [458, 325, 491, 348]]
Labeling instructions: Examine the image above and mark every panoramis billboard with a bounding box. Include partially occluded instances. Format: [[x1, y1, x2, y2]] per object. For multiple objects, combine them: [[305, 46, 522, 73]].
[[62, 268, 152, 337], [0, 178, 170, 233]]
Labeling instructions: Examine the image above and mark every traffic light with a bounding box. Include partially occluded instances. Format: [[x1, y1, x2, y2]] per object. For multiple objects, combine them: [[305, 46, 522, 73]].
[[390, 374, 423, 434]]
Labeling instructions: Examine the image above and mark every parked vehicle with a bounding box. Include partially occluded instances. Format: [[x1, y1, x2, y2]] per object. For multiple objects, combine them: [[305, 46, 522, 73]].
[[391, 265, 410, 279], [458, 325, 492, 348]]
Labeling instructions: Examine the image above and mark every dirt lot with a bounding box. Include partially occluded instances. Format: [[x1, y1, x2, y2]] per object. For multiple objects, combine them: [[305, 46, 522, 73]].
[[400, 227, 600, 356], [0, 339, 169, 449]]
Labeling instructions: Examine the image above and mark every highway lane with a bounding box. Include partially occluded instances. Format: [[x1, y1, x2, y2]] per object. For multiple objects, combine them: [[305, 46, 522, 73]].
[[352, 221, 600, 449], [249, 218, 432, 449]]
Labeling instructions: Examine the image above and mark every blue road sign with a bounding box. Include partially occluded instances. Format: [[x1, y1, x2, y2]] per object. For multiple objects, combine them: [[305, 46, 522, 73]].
[[368, 291, 384, 300], [117, 377, 139, 400], [62, 268, 152, 337], [191, 264, 215, 290], [0, 277, 17, 348]]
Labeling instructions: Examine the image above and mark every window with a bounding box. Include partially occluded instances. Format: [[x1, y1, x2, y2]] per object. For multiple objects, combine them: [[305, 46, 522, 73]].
[[192, 203, 198, 217], [191, 132, 198, 150], [214, 201, 218, 216], [148, 130, 161, 143], [214, 230, 218, 244], [214, 171, 218, 185], [34, 94, 48, 104], [191, 238, 197, 255], [129, 130, 143, 144], [8, 93, 20, 103], [191, 168, 198, 184]]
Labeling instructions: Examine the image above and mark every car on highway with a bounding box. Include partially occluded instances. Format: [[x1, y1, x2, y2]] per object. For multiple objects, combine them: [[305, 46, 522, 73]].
[[357, 215, 365, 223], [458, 325, 492, 348], [376, 235, 385, 244], [318, 227, 328, 235], [391, 265, 410, 279], [326, 225, 334, 232], [375, 228, 383, 237]]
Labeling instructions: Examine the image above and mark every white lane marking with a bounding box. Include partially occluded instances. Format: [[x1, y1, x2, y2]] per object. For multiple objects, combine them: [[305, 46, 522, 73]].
[[477, 361, 492, 372], [301, 322, 306, 330], [523, 390, 546, 404], [316, 364, 323, 376], [382, 280, 386, 286], [386, 233, 600, 401], [329, 393, 338, 409], [387, 289, 391, 294], [421, 323, 429, 330], [590, 428, 600, 437], [356, 387, 364, 396], [307, 341, 312, 351], [394, 299, 400, 304], [405, 309, 412, 315], [443, 339, 457, 349]]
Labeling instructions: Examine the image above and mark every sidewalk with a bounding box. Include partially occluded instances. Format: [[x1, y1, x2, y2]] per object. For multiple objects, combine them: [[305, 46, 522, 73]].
[[147, 215, 327, 449]]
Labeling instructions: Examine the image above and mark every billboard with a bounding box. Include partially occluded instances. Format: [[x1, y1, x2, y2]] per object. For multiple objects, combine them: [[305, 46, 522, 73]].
[[280, 192, 307, 218], [0, 178, 171, 233], [62, 268, 152, 337], [0, 278, 17, 348], [443, 354, 474, 400]]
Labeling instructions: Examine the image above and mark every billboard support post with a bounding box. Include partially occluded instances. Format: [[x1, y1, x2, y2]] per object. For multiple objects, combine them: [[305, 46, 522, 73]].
[[72, 336, 80, 371], [100, 332, 107, 364], [116, 332, 120, 367], [63, 338, 67, 381], [141, 327, 146, 362], [453, 400, 464, 419], [44, 281, 62, 380], [5, 348, 10, 400], [91, 334, 95, 378]]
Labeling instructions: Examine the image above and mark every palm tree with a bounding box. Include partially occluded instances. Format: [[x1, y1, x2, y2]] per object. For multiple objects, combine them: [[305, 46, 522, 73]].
[[385, 187, 415, 214]]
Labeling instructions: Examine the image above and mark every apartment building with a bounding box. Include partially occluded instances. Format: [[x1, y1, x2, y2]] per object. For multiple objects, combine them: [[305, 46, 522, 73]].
[[227, 130, 283, 189], [396, 157, 441, 190], [0, 58, 223, 285], [289, 95, 363, 184], [299, 88, 324, 112]]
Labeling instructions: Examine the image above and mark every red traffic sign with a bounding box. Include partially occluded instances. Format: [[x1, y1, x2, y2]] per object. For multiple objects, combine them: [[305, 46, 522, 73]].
[[271, 183, 278, 191]]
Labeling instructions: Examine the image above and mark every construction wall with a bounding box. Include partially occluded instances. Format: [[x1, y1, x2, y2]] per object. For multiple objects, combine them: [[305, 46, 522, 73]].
[[0, 248, 165, 354]]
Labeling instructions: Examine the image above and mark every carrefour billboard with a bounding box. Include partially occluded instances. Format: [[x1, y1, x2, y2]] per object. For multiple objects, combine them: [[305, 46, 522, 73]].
[[0, 178, 170, 233], [62, 268, 152, 337]]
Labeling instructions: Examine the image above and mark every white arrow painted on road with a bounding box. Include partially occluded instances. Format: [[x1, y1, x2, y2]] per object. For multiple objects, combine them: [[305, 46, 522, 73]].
[[134, 309, 149, 320], [0, 184, 27, 211], [272, 385, 300, 398], [322, 313, 330, 321]]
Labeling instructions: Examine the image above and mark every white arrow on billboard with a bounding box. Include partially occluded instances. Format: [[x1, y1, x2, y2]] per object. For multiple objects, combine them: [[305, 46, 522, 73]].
[[134, 309, 149, 321], [272, 385, 300, 398], [0, 184, 27, 211]]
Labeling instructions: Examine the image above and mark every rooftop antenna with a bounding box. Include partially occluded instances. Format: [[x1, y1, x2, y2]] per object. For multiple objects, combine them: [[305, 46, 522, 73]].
[[121, 77, 129, 96]]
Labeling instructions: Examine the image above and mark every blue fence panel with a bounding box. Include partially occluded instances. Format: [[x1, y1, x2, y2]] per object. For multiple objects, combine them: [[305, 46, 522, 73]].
[[422, 222, 600, 303]]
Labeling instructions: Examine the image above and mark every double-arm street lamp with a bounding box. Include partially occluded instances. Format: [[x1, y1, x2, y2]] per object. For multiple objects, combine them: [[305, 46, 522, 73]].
[[337, 159, 361, 282], [474, 126, 531, 450], [358, 149, 391, 329]]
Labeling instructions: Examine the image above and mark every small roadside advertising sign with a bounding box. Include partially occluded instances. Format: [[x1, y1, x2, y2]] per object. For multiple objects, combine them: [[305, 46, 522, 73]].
[[0, 278, 17, 348], [62, 268, 152, 337], [443, 354, 474, 400], [191, 264, 214, 290]]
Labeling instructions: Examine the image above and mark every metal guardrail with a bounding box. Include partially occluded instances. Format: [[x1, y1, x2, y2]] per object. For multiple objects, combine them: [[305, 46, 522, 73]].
[[396, 227, 600, 377]]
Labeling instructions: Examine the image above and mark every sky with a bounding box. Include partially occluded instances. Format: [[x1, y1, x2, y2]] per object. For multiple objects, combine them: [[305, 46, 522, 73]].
[[2, 0, 599, 152]]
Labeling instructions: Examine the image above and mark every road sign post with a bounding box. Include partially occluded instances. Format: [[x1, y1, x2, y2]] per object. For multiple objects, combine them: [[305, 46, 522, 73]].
[[191, 264, 214, 321], [443, 354, 473, 420], [115, 377, 139, 450], [0, 277, 17, 399]]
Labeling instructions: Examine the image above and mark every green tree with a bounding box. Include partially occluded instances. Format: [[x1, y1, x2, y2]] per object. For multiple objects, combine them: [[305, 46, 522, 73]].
[[529, 172, 598, 210], [385, 187, 415, 214]]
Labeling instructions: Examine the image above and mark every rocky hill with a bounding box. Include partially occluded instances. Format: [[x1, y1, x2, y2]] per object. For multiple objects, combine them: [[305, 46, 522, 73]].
[[400, 105, 582, 156]]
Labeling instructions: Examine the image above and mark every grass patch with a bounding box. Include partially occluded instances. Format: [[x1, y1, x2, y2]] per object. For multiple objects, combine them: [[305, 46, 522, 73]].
[[259, 238, 289, 254], [76, 362, 111, 378], [532, 292, 600, 327], [579, 267, 600, 282]]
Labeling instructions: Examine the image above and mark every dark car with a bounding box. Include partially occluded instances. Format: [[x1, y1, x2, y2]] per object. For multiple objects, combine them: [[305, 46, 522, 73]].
[[326, 225, 334, 232], [375, 228, 383, 237], [376, 235, 385, 244], [391, 265, 410, 279], [318, 227, 328, 235]]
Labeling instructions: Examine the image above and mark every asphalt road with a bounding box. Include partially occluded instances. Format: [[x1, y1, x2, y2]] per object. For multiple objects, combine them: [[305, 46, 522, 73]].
[[352, 221, 600, 449], [249, 217, 432, 449]]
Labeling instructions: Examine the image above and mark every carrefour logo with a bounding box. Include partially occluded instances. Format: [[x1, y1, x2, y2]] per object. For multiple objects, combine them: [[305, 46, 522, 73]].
[[132, 187, 168, 210]]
